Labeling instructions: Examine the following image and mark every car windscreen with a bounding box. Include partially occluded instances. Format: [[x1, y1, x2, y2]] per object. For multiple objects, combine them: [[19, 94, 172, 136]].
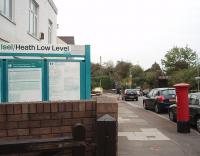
[[126, 90, 137, 94], [161, 89, 176, 98]]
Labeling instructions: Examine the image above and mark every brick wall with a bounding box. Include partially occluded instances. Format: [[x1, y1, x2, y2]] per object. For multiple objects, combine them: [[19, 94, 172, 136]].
[[0, 98, 118, 156], [96, 96, 118, 120]]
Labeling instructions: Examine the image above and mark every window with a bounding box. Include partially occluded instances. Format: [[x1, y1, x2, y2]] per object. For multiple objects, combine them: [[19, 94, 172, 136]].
[[190, 95, 197, 105], [0, 0, 12, 19], [148, 89, 154, 97], [29, 0, 38, 37], [152, 90, 158, 97], [48, 20, 53, 44], [161, 89, 176, 98]]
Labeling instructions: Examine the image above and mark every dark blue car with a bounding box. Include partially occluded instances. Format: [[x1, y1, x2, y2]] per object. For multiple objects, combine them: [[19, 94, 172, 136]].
[[143, 88, 176, 113]]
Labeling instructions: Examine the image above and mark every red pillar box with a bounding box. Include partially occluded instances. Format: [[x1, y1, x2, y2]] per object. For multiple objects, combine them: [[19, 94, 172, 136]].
[[173, 83, 190, 133]]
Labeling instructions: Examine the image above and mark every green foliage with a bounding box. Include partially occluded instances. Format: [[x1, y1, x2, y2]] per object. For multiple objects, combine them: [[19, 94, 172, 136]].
[[92, 76, 115, 90], [150, 62, 161, 71], [161, 46, 198, 89], [131, 65, 144, 77], [162, 46, 197, 74], [91, 63, 102, 77], [115, 61, 132, 81], [91, 62, 116, 90], [144, 71, 157, 88], [169, 68, 196, 89], [143, 62, 163, 88], [91, 46, 198, 91], [130, 65, 144, 87]]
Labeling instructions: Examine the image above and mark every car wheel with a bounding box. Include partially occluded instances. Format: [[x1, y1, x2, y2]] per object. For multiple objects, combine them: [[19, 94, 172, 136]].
[[143, 101, 147, 110], [169, 109, 176, 122], [125, 98, 127, 101], [196, 117, 200, 132], [155, 104, 161, 113], [136, 97, 138, 101]]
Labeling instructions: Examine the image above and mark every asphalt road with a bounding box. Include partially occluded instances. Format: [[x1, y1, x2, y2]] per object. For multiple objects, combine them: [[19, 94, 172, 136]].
[[104, 93, 169, 120]]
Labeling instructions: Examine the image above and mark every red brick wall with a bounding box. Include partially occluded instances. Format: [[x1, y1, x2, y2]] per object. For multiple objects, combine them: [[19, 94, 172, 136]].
[[0, 100, 96, 155], [0, 98, 118, 156], [96, 96, 118, 119]]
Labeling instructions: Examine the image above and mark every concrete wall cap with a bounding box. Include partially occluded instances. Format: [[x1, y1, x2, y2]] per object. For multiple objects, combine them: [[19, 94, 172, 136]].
[[96, 97, 117, 104]]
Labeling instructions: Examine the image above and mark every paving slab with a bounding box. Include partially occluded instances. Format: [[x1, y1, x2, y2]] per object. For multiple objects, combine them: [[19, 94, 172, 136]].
[[118, 100, 200, 156]]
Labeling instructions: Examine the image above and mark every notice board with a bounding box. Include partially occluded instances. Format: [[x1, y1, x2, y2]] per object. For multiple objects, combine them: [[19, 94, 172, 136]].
[[8, 60, 42, 102], [49, 62, 80, 100]]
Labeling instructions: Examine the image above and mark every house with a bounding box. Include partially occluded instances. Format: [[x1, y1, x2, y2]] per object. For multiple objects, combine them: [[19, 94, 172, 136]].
[[0, 0, 57, 44]]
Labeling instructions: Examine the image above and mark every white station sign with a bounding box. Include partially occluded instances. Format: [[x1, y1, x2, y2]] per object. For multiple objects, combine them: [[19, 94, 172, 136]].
[[0, 43, 85, 56]]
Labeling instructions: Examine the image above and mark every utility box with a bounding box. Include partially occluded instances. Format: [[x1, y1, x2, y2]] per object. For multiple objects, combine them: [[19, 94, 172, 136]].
[[96, 114, 117, 156]]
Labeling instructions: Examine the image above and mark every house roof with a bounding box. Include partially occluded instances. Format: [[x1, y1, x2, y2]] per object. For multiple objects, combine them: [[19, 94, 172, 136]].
[[58, 36, 75, 45]]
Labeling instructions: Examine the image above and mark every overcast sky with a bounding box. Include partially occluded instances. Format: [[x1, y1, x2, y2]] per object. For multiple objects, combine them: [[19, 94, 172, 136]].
[[54, 0, 200, 69]]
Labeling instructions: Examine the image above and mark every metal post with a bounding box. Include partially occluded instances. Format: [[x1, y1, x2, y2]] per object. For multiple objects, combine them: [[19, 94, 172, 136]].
[[85, 45, 91, 99], [96, 114, 117, 156]]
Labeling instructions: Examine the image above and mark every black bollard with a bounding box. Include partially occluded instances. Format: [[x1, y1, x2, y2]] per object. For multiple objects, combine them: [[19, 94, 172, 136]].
[[96, 114, 117, 156], [72, 123, 86, 156]]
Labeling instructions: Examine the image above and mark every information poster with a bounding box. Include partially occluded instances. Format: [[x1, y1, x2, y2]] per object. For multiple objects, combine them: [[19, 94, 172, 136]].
[[8, 61, 42, 102], [49, 62, 80, 100]]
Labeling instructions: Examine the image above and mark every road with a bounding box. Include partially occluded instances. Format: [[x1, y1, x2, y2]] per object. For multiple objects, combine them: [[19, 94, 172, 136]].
[[104, 93, 200, 156], [105, 92, 199, 132], [105, 93, 169, 121]]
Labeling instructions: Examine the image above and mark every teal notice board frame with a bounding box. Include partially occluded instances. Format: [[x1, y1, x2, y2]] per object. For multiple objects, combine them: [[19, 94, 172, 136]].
[[0, 45, 91, 103]]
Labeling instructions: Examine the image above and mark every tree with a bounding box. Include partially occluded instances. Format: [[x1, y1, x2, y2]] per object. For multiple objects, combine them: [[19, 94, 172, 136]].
[[91, 62, 116, 90], [169, 68, 196, 88], [130, 65, 144, 87], [144, 71, 157, 88], [161, 46, 197, 74], [150, 62, 161, 71], [143, 62, 164, 88], [115, 61, 132, 81], [91, 63, 102, 77]]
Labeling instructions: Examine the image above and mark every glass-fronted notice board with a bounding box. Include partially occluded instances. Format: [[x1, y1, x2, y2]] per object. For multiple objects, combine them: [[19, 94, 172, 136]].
[[8, 60, 42, 102], [49, 62, 80, 101]]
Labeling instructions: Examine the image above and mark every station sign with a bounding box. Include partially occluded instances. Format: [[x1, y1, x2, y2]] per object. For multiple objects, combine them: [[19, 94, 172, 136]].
[[0, 44, 91, 103], [0, 43, 85, 56]]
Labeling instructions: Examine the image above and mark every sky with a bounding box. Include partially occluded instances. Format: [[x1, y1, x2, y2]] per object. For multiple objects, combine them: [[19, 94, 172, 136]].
[[54, 0, 200, 69]]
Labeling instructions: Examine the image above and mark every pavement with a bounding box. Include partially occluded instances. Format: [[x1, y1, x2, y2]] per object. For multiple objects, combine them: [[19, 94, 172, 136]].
[[104, 93, 200, 156]]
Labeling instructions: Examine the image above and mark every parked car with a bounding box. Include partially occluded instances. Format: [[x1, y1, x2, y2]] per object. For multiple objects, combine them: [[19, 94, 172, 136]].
[[142, 89, 149, 96], [91, 87, 103, 96], [168, 92, 200, 132], [133, 89, 142, 96], [143, 88, 176, 113], [122, 89, 138, 101]]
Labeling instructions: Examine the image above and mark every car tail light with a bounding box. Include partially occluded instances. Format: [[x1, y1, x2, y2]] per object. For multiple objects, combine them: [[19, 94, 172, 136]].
[[158, 96, 165, 103]]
